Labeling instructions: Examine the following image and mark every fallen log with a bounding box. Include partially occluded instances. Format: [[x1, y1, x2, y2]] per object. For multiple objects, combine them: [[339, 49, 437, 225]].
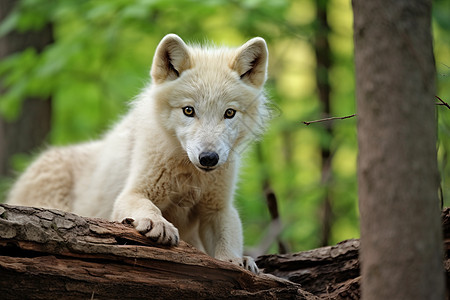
[[0, 204, 314, 299], [257, 239, 361, 299], [1, 204, 449, 299], [257, 208, 450, 299]]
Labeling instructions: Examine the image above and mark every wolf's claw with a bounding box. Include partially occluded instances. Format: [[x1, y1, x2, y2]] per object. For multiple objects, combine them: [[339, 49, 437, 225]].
[[132, 217, 179, 246], [227, 256, 259, 274]]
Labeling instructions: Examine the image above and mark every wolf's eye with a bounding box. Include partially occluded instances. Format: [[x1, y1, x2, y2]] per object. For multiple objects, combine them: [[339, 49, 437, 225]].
[[183, 106, 195, 117], [224, 108, 236, 119]]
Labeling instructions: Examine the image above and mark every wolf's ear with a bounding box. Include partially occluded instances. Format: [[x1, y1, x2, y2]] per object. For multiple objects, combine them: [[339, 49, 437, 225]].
[[151, 34, 191, 84], [231, 37, 268, 88]]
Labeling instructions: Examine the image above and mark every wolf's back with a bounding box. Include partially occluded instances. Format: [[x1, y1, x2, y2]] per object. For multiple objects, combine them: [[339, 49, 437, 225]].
[[6, 141, 101, 212]]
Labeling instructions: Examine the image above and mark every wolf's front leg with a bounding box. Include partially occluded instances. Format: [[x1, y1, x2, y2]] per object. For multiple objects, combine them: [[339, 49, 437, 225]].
[[112, 192, 179, 246], [200, 206, 259, 274]]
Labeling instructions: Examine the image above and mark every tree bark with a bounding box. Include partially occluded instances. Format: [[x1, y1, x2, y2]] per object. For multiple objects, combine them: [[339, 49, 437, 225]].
[[0, 0, 53, 176], [353, 0, 445, 299], [259, 208, 450, 299], [1, 204, 450, 299], [0, 204, 314, 300], [258, 239, 361, 299]]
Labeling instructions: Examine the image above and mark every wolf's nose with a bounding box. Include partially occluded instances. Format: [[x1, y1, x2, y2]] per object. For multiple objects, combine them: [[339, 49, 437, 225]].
[[199, 152, 219, 167]]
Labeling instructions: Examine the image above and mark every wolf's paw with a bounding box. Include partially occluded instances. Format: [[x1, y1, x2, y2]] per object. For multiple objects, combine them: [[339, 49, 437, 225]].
[[226, 256, 259, 274], [129, 217, 179, 246]]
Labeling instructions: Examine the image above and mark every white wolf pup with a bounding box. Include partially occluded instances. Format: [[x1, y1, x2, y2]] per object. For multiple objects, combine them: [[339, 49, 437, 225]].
[[7, 34, 270, 273]]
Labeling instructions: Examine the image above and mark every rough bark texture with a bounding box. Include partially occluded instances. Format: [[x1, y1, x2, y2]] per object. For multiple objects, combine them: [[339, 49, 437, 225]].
[[353, 0, 445, 299], [0, 204, 313, 300], [259, 208, 450, 299], [1, 204, 450, 299], [258, 239, 360, 299], [0, 0, 53, 176]]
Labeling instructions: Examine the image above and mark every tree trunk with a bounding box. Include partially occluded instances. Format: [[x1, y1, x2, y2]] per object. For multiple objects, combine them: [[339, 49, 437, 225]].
[[0, 204, 313, 300], [314, 0, 334, 248], [0, 0, 53, 176], [353, 0, 445, 299]]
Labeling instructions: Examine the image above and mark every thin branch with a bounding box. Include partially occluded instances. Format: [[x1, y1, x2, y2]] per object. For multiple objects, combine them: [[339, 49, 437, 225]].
[[436, 95, 450, 110], [303, 114, 356, 126], [246, 182, 288, 258], [303, 96, 448, 126]]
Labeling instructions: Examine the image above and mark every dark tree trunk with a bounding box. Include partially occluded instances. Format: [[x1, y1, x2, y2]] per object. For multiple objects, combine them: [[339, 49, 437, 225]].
[[353, 0, 445, 298], [0, 0, 53, 176], [314, 0, 333, 247]]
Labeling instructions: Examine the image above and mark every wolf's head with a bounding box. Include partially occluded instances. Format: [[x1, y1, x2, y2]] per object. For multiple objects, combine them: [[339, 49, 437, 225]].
[[150, 34, 269, 172]]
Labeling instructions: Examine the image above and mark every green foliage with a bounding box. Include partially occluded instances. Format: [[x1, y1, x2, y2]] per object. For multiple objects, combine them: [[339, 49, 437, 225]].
[[1, 0, 449, 253], [434, 0, 450, 208]]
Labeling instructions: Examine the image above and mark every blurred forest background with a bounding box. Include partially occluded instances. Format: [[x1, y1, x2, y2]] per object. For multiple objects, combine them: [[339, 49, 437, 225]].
[[0, 0, 449, 254]]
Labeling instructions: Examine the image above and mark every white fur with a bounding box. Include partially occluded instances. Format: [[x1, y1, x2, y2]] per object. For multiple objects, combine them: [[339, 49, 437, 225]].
[[6, 34, 269, 274]]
